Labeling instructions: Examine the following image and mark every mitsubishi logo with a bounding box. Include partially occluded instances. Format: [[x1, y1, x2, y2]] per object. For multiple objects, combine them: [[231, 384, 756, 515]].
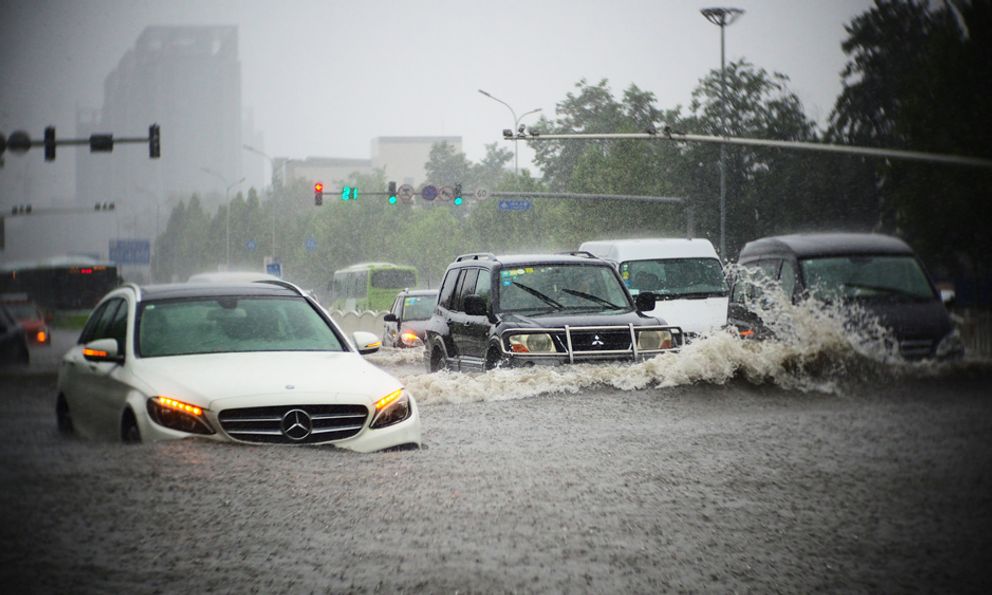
[[591, 335, 605, 346], [280, 409, 313, 441]]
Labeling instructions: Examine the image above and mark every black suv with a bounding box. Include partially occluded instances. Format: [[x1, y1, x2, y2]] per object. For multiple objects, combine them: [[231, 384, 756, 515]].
[[424, 252, 683, 372]]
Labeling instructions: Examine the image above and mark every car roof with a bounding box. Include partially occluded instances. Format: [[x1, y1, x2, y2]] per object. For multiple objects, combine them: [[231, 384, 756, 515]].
[[452, 253, 610, 268], [187, 271, 281, 283], [399, 288, 439, 296], [738, 233, 916, 260], [580, 238, 719, 261], [133, 281, 303, 302]]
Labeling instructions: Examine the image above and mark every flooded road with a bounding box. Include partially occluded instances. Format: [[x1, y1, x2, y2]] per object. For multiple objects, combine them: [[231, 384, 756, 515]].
[[1, 332, 990, 592]]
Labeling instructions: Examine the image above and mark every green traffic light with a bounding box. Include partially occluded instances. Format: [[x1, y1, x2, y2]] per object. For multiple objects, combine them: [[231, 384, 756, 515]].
[[388, 196, 397, 204], [453, 197, 463, 206]]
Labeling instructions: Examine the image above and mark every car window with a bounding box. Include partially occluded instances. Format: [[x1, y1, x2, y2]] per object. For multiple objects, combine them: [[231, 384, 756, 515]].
[[105, 300, 129, 352], [474, 270, 492, 305], [496, 264, 629, 313], [402, 295, 435, 321], [779, 259, 798, 298], [79, 298, 123, 344], [390, 296, 402, 317], [621, 258, 727, 297], [137, 296, 346, 357], [800, 255, 935, 301], [437, 270, 460, 310], [453, 269, 479, 312]]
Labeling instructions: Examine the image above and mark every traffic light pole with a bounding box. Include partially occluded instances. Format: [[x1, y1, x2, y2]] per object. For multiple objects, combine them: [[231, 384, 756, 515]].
[[0, 124, 161, 165]]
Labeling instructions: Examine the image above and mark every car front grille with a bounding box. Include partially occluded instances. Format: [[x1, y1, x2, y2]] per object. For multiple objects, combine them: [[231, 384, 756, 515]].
[[899, 339, 934, 359], [217, 404, 369, 444], [563, 330, 632, 351]]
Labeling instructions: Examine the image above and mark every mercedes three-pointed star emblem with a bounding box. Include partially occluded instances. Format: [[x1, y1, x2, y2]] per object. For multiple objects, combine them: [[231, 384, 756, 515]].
[[280, 408, 313, 441]]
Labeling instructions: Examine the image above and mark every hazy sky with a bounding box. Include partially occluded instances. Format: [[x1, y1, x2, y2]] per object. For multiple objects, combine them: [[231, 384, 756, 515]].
[[1, 0, 871, 213]]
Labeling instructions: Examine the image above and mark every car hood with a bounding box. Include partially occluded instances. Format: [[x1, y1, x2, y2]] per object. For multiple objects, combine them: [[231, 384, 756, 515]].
[[648, 296, 728, 335], [129, 351, 403, 410], [498, 309, 664, 329], [859, 299, 952, 341]]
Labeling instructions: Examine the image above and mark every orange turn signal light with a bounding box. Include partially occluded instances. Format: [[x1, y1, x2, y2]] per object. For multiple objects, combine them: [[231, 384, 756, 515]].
[[82, 347, 108, 358], [154, 396, 203, 416], [36, 330, 48, 343], [739, 329, 755, 338], [374, 389, 404, 411]]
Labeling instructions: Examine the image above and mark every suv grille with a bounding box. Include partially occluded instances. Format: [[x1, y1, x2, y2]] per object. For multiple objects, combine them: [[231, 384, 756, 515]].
[[218, 404, 369, 444], [564, 330, 632, 351]]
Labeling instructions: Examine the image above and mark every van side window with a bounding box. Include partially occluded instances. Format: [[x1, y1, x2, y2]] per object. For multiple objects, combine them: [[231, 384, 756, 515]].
[[779, 260, 798, 298]]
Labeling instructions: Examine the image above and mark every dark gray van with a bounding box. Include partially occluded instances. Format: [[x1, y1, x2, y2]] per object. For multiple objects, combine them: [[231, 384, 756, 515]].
[[728, 233, 963, 360]]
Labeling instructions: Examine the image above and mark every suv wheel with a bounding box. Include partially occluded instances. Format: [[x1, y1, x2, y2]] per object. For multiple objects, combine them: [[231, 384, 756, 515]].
[[428, 342, 446, 373], [485, 344, 506, 370]]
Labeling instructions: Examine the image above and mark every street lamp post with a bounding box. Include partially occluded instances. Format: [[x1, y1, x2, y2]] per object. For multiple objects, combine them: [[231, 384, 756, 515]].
[[701, 7, 744, 259], [243, 144, 278, 257], [478, 89, 541, 176], [201, 167, 245, 268]]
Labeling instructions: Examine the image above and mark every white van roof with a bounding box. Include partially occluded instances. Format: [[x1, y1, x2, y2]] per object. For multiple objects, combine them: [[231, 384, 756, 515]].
[[579, 238, 719, 262]]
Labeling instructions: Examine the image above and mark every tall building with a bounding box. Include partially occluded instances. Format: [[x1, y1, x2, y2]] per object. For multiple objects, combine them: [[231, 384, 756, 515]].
[[76, 26, 243, 247]]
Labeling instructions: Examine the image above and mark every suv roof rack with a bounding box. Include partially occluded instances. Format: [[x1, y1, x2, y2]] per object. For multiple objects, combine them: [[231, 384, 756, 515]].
[[561, 251, 600, 259], [455, 252, 497, 262]]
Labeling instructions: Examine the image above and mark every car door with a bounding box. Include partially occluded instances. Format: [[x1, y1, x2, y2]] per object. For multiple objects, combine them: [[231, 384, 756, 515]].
[[384, 295, 402, 346], [87, 298, 134, 439], [62, 299, 117, 438], [450, 268, 481, 368], [463, 269, 493, 358]]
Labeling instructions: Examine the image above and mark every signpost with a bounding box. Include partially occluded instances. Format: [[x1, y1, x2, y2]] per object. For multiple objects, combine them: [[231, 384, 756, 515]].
[[108, 239, 151, 264], [475, 187, 491, 201], [420, 184, 439, 201], [497, 199, 532, 212], [398, 184, 415, 203], [264, 256, 282, 278], [245, 239, 257, 252]]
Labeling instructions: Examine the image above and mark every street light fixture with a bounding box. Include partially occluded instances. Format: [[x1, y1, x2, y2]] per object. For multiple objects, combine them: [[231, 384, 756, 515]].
[[201, 167, 245, 268], [478, 89, 541, 176], [701, 6, 744, 259]]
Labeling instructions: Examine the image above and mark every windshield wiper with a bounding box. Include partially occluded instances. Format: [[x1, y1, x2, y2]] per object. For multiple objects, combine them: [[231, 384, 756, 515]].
[[840, 282, 928, 300], [560, 288, 624, 310], [511, 282, 563, 310]]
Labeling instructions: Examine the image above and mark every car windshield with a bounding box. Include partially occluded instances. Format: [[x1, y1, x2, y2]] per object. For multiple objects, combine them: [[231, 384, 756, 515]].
[[800, 255, 935, 301], [3, 302, 41, 320], [137, 296, 345, 357], [621, 258, 727, 298], [402, 295, 436, 321], [496, 264, 630, 313]]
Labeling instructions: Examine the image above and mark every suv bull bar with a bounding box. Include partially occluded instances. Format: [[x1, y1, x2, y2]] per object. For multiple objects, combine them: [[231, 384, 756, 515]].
[[499, 323, 683, 363]]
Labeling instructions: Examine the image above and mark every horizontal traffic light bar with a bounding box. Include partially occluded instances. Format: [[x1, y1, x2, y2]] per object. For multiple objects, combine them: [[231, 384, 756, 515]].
[[0, 124, 160, 164]]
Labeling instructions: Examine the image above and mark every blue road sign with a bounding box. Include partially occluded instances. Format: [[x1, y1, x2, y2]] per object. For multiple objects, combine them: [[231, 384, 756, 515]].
[[421, 185, 438, 201], [305, 237, 317, 252], [245, 239, 257, 252], [108, 239, 151, 264], [497, 199, 532, 212], [265, 261, 283, 278]]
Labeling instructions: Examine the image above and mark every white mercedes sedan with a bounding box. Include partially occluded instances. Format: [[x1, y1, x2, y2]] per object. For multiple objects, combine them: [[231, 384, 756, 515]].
[[56, 280, 420, 452]]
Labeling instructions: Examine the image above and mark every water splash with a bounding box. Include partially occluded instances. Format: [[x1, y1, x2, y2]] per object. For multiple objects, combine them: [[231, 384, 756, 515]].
[[380, 268, 976, 405]]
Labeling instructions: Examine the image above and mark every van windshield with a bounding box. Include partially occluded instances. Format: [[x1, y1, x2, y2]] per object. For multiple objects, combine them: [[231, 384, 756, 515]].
[[800, 255, 935, 301], [620, 258, 727, 298]]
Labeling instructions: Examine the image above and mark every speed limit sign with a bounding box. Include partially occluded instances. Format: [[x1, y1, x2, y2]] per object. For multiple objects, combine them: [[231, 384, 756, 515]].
[[398, 184, 414, 203], [475, 187, 491, 201]]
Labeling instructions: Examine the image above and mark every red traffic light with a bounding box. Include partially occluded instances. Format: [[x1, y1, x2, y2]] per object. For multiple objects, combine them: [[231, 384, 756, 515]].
[[314, 182, 324, 206], [314, 182, 324, 192]]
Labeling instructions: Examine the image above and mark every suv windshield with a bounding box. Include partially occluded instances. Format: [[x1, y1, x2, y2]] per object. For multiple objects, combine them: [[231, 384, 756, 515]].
[[496, 264, 630, 313], [620, 258, 727, 298], [138, 296, 345, 357], [800, 255, 935, 301]]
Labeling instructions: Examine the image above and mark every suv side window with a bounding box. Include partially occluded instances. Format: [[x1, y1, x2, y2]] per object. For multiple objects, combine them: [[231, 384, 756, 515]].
[[437, 270, 461, 310], [452, 269, 479, 313], [474, 269, 492, 305]]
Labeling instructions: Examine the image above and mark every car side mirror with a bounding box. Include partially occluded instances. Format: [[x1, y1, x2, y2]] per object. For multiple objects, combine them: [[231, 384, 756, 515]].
[[463, 294, 487, 317], [352, 331, 382, 355], [82, 338, 124, 364], [383, 313, 398, 323], [635, 292, 657, 312], [940, 288, 956, 306]]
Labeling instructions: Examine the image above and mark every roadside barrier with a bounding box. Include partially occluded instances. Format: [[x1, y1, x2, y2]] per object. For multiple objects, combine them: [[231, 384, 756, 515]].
[[328, 310, 387, 337]]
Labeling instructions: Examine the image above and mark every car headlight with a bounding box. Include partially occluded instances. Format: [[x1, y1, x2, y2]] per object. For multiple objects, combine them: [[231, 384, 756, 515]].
[[935, 328, 964, 359], [400, 331, 424, 347], [637, 329, 674, 351], [508, 333, 556, 353], [370, 388, 412, 429], [146, 396, 215, 435]]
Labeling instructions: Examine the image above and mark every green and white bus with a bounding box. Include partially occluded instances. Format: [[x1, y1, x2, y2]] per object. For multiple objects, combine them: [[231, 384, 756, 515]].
[[328, 262, 419, 312]]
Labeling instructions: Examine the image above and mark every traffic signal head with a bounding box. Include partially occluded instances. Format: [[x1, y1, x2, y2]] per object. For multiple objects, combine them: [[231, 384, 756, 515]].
[[314, 182, 324, 206], [149, 124, 160, 159], [453, 183, 463, 206], [44, 126, 56, 161], [387, 181, 397, 205]]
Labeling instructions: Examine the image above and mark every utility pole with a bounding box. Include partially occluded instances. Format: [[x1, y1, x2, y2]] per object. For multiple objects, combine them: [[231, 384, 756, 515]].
[[701, 7, 744, 259], [478, 89, 541, 176]]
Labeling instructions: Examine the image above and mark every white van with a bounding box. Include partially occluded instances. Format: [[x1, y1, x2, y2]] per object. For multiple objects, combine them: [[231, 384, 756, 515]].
[[579, 238, 728, 336]]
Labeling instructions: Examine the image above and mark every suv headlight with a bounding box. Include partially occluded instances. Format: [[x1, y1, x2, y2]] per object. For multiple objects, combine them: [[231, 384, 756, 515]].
[[508, 332, 556, 353], [636, 329, 674, 351], [146, 396, 214, 435], [935, 328, 964, 359], [370, 389, 413, 429]]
